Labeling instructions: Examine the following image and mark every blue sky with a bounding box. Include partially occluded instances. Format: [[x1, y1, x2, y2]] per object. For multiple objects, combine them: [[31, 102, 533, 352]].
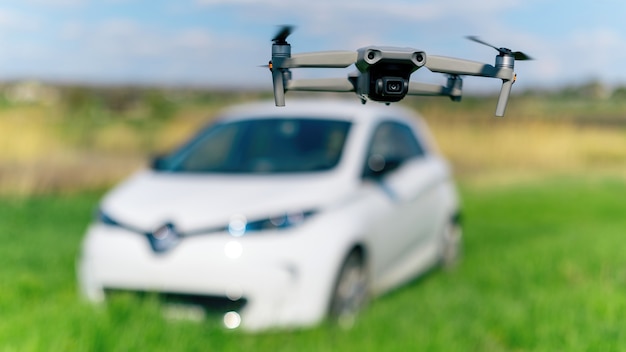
[[0, 1, 624, 92]]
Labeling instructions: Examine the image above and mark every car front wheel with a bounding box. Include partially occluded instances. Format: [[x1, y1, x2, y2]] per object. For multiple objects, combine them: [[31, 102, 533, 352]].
[[328, 249, 368, 328]]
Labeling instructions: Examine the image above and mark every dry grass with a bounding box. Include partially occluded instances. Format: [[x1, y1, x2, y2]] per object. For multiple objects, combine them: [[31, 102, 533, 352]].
[[429, 119, 626, 171], [0, 104, 216, 195], [417, 98, 626, 186], [1, 94, 625, 195], [0, 106, 65, 162]]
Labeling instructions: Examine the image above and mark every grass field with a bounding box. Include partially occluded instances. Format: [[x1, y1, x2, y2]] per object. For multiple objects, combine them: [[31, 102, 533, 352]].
[[1, 176, 625, 351]]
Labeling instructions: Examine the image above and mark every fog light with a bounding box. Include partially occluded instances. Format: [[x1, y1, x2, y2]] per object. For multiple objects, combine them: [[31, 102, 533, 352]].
[[224, 311, 241, 329]]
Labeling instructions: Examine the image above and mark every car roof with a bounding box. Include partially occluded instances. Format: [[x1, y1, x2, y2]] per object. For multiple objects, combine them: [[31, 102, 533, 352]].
[[217, 98, 422, 125]]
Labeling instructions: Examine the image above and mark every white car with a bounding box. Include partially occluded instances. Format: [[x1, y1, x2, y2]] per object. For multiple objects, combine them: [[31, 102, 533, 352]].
[[78, 99, 461, 331]]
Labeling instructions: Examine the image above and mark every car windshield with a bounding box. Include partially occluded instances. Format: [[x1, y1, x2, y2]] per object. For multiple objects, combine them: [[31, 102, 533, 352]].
[[154, 118, 352, 174]]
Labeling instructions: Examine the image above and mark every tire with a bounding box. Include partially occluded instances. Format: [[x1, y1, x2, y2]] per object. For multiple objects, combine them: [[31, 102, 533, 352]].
[[440, 216, 463, 269], [328, 249, 369, 328]]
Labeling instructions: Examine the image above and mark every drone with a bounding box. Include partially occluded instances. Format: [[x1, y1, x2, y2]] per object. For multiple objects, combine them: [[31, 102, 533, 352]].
[[266, 26, 532, 117]]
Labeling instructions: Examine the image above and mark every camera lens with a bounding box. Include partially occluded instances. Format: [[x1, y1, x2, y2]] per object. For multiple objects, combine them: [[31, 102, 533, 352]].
[[385, 79, 403, 93], [374, 77, 407, 100], [384, 78, 404, 94]]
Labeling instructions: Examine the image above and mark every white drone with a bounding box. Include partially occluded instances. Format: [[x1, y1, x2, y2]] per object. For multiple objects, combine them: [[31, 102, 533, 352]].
[[266, 26, 532, 117]]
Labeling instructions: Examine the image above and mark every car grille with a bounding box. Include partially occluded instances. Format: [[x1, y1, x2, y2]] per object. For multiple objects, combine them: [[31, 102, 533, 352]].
[[104, 289, 248, 315]]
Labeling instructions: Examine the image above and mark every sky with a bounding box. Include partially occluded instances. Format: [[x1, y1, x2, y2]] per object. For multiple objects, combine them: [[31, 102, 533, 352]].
[[0, 1, 624, 93]]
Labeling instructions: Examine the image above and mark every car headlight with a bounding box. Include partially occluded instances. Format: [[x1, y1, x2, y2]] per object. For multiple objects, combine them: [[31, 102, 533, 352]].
[[228, 210, 317, 236], [95, 207, 318, 238]]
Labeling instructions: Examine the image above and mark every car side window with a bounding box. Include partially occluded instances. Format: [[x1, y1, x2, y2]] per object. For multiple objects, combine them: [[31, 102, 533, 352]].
[[364, 120, 425, 176], [370, 121, 425, 160]]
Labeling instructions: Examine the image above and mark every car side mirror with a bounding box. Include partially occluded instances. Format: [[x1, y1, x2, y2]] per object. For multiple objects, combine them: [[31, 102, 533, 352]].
[[363, 154, 402, 179]]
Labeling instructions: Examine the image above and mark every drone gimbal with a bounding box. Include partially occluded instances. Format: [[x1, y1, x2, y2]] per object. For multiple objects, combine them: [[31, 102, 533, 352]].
[[266, 26, 531, 117]]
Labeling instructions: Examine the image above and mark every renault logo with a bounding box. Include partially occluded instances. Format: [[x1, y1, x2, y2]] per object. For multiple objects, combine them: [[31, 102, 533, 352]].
[[147, 222, 181, 253], [154, 223, 175, 240]]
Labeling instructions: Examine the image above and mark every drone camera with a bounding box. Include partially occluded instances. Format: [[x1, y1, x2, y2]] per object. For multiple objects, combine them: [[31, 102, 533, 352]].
[[376, 77, 408, 96], [366, 68, 411, 102], [355, 47, 427, 102], [366, 62, 417, 102]]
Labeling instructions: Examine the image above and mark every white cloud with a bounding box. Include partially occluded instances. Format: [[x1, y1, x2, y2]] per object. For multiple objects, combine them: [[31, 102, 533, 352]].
[[5, 16, 258, 86], [21, 0, 85, 6], [569, 28, 622, 54], [562, 28, 626, 84], [0, 8, 41, 31], [176, 29, 213, 50], [194, 0, 525, 30]]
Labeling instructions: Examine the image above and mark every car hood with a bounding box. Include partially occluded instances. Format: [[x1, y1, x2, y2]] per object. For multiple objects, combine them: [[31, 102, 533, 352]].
[[100, 170, 355, 232]]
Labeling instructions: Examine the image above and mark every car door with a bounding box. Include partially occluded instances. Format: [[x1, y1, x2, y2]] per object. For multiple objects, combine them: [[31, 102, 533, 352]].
[[364, 120, 447, 289]]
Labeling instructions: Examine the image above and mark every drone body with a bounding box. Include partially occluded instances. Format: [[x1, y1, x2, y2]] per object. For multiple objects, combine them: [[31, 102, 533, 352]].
[[267, 27, 531, 117]]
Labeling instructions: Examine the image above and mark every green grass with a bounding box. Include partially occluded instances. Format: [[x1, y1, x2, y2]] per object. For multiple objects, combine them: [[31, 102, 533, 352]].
[[1, 177, 626, 351]]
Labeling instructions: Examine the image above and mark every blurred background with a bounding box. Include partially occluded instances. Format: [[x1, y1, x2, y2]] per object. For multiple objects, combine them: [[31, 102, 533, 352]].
[[0, 0, 625, 193], [1, 1, 626, 351]]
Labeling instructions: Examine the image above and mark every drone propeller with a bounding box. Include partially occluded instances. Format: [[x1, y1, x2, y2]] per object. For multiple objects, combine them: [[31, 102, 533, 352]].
[[272, 25, 294, 45], [466, 36, 532, 61]]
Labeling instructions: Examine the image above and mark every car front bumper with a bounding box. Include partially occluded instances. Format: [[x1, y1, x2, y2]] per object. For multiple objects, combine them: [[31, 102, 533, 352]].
[[78, 223, 336, 331]]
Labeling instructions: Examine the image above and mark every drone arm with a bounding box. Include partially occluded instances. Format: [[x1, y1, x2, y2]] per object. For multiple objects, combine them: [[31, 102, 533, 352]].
[[425, 55, 513, 80], [286, 78, 355, 92], [406, 82, 449, 96], [407, 75, 463, 101], [426, 55, 516, 116], [283, 51, 357, 68]]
